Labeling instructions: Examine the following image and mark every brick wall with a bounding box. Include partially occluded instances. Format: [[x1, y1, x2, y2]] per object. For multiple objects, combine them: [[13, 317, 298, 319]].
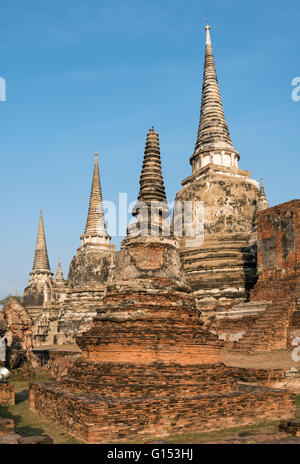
[[30, 381, 295, 444], [0, 384, 15, 406], [251, 199, 300, 301]]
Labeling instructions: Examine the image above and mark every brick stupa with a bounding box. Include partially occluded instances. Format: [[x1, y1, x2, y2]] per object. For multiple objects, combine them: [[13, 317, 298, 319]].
[[29, 129, 295, 443]]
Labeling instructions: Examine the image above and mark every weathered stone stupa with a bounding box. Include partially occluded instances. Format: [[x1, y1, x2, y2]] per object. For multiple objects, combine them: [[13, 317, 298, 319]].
[[68, 153, 115, 291], [175, 24, 264, 319], [64, 152, 116, 311], [29, 128, 294, 443], [23, 210, 53, 309], [23, 154, 116, 346]]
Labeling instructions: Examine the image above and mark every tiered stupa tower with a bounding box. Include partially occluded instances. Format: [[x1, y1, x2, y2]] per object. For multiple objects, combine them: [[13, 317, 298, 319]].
[[257, 178, 269, 212], [175, 24, 268, 319], [68, 153, 115, 291], [23, 210, 53, 308], [29, 128, 294, 444], [23, 154, 116, 346]]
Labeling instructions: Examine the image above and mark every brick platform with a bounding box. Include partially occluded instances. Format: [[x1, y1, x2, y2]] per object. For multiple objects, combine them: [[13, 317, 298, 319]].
[[29, 285, 296, 443], [29, 381, 294, 444], [0, 383, 15, 406]]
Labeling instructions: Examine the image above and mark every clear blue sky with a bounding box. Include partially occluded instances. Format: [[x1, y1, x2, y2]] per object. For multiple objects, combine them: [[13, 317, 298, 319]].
[[0, 0, 299, 298]]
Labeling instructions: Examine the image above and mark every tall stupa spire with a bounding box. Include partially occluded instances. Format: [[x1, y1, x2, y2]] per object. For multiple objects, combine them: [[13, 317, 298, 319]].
[[55, 258, 64, 282], [128, 127, 170, 238], [190, 23, 239, 173], [31, 210, 52, 275], [81, 153, 110, 245]]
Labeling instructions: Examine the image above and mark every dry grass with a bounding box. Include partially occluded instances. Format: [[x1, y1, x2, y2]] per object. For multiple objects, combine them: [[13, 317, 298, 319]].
[[0, 372, 81, 444]]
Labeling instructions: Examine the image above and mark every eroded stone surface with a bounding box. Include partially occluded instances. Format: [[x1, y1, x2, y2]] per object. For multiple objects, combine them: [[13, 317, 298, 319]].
[[1, 297, 33, 368]]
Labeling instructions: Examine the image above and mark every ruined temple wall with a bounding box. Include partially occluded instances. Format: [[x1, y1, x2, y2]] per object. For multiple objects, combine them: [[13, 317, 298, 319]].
[[30, 304, 99, 347], [251, 199, 300, 301]]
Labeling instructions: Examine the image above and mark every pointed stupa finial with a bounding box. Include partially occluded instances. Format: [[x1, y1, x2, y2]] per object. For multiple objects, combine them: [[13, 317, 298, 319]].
[[127, 127, 170, 238], [55, 257, 64, 282], [136, 127, 167, 205], [31, 210, 52, 275], [260, 178, 266, 197], [257, 178, 269, 212], [81, 152, 110, 243], [190, 22, 239, 172], [205, 21, 211, 45]]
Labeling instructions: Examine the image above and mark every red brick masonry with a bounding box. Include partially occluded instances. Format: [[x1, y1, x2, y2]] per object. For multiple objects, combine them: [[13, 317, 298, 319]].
[[28, 239, 296, 443], [29, 289, 296, 443], [29, 381, 294, 443], [0, 383, 15, 406], [251, 199, 300, 302]]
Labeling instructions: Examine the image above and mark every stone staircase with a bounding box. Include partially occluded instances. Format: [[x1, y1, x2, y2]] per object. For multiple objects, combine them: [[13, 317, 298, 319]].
[[216, 301, 268, 320], [234, 299, 293, 353]]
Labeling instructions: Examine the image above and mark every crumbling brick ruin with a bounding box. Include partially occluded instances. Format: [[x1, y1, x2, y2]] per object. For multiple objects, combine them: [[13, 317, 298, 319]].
[[0, 417, 52, 444], [0, 297, 33, 368], [0, 384, 15, 406], [210, 200, 300, 353], [29, 127, 295, 443]]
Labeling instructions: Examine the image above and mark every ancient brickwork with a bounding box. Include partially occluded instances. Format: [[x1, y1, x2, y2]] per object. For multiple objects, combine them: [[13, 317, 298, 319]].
[[0, 384, 15, 406], [29, 382, 295, 444], [209, 314, 262, 348], [61, 361, 236, 397], [30, 305, 98, 346], [226, 201, 300, 353], [29, 126, 295, 443], [233, 299, 294, 353], [1, 297, 33, 368], [2, 298, 33, 349], [210, 201, 300, 352], [280, 420, 300, 437], [227, 367, 287, 387], [0, 416, 52, 444], [0, 417, 15, 435], [251, 199, 300, 301]]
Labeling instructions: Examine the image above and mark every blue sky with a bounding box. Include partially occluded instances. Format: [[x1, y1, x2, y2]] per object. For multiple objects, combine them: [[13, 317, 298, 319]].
[[0, 0, 299, 297]]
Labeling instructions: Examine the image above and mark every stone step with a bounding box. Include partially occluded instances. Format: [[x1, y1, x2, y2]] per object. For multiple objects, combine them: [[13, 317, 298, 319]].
[[234, 299, 291, 353], [216, 301, 269, 320]]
